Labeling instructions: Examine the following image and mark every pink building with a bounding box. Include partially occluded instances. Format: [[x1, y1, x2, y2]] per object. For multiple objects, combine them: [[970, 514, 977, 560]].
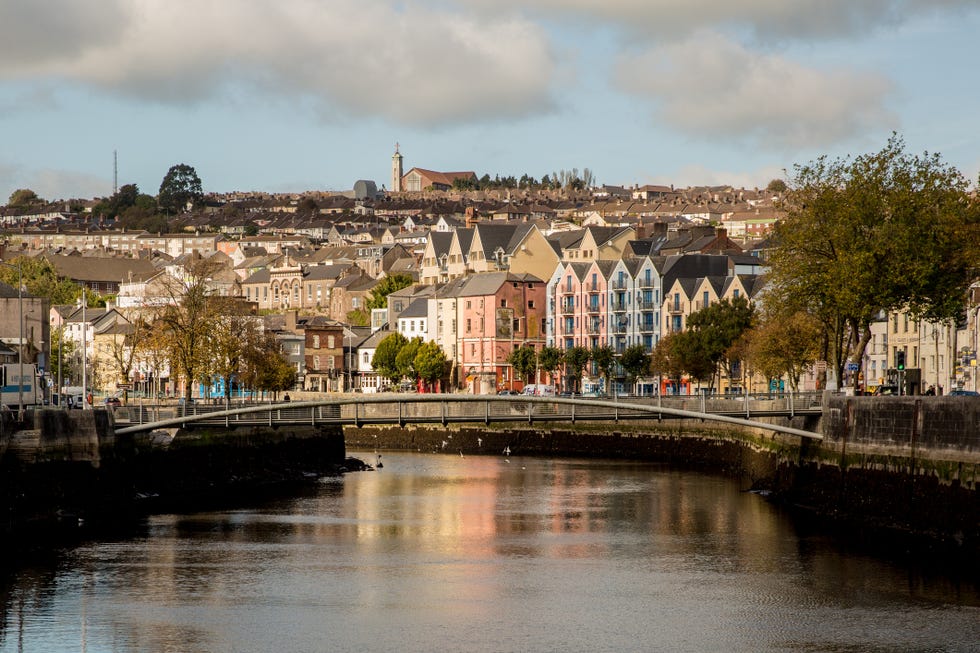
[[455, 272, 546, 394]]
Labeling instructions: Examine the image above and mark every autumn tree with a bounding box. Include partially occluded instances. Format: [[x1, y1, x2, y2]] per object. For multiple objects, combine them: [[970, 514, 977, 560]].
[[767, 134, 978, 389], [743, 311, 822, 393], [685, 296, 755, 387], [207, 301, 261, 404]]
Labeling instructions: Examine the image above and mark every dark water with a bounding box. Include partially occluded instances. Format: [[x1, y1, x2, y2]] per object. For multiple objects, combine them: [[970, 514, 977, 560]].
[[1, 452, 978, 653]]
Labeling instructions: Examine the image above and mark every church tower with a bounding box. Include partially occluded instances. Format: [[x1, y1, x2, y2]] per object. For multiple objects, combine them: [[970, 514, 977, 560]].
[[391, 143, 403, 193]]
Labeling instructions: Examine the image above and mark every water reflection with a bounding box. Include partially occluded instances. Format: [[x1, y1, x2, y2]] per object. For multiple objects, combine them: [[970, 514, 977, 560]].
[[0, 452, 977, 653]]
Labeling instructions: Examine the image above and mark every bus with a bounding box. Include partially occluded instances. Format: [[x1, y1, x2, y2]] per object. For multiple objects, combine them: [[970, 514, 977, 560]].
[[1, 363, 42, 409]]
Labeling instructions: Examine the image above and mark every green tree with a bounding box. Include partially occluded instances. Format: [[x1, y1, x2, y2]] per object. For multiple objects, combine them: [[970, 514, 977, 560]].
[[372, 332, 408, 382], [346, 308, 370, 327], [537, 346, 563, 387], [414, 341, 448, 389], [563, 346, 591, 393], [507, 345, 537, 383], [395, 337, 423, 381], [619, 344, 651, 393], [7, 189, 43, 208], [768, 134, 978, 390], [667, 330, 716, 388], [766, 178, 787, 193], [242, 331, 295, 398], [158, 163, 203, 214], [0, 256, 82, 305], [50, 327, 76, 387], [591, 344, 616, 391], [685, 296, 755, 387], [366, 274, 415, 311], [207, 303, 260, 404]]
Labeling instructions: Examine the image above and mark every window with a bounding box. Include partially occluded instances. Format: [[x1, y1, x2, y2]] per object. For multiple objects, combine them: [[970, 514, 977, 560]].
[[733, 289, 740, 299], [528, 300, 535, 309], [500, 298, 507, 307], [327, 336, 335, 348], [313, 335, 320, 349], [363, 352, 369, 364], [313, 355, 321, 370], [410, 320, 416, 332], [263, 287, 268, 300], [466, 300, 472, 309], [466, 318, 472, 332], [703, 291, 709, 308], [352, 297, 360, 308]]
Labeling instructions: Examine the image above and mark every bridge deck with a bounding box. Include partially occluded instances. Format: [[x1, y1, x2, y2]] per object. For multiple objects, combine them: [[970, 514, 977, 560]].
[[111, 395, 823, 440]]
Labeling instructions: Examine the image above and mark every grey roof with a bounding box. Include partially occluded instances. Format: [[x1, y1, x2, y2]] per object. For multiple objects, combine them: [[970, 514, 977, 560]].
[[399, 297, 429, 319], [427, 231, 455, 257], [457, 271, 542, 297]]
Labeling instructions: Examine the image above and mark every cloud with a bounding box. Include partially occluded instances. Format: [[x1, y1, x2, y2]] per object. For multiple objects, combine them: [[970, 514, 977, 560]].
[[616, 33, 897, 148], [0, 0, 556, 126], [457, 0, 979, 42]]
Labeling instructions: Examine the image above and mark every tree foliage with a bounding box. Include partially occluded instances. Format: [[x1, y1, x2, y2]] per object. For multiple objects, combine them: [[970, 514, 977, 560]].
[[0, 256, 82, 305], [685, 296, 755, 384], [158, 163, 203, 214], [767, 134, 978, 389], [537, 346, 564, 385], [367, 274, 414, 311], [7, 189, 43, 208], [395, 337, 423, 380], [507, 345, 537, 383], [619, 345, 651, 390], [372, 332, 408, 382], [414, 340, 448, 385], [563, 346, 591, 392], [591, 344, 616, 389], [742, 311, 822, 393]]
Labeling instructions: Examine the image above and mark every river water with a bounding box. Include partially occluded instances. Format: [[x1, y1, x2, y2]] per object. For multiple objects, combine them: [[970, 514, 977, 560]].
[[1, 451, 978, 653]]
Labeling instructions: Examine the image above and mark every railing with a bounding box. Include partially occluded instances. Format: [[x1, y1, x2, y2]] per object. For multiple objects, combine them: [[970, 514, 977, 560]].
[[668, 302, 685, 314], [559, 301, 575, 315], [638, 322, 656, 333], [637, 278, 655, 288], [610, 300, 628, 312], [610, 280, 629, 290], [111, 394, 824, 440], [586, 303, 601, 314], [585, 322, 602, 335], [610, 323, 629, 335], [638, 299, 657, 310]]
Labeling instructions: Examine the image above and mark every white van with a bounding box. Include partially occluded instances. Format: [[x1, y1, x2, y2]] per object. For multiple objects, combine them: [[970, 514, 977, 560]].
[[521, 384, 555, 397]]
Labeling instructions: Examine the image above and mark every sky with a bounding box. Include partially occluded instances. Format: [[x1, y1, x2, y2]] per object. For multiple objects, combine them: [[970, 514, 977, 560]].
[[2, 0, 980, 204]]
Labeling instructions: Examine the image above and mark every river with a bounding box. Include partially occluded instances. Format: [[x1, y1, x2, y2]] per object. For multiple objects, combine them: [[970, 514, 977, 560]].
[[1, 451, 978, 652]]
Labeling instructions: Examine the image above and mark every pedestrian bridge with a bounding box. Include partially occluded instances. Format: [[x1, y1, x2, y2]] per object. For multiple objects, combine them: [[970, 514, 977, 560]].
[[112, 394, 824, 441]]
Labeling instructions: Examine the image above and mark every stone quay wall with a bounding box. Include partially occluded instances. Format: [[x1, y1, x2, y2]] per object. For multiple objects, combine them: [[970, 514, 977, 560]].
[[0, 408, 347, 541]]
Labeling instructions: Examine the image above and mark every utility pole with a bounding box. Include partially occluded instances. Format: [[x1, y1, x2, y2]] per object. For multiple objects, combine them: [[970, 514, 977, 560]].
[[81, 288, 88, 410]]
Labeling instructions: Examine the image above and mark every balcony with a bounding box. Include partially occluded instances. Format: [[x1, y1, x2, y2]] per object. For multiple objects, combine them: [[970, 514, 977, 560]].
[[585, 321, 602, 335], [668, 302, 686, 314], [610, 279, 629, 291], [638, 299, 657, 310], [559, 301, 575, 315], [638, 322, 656, 334], [637, 277, 655, 289], [586, 302, 601, 314], [610, 322, 629, 335], [610, 299, 628, 312], [559, 323, 577, 336]]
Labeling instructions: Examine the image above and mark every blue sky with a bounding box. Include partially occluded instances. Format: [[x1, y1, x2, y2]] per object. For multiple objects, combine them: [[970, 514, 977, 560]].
[[2, 0, 979, 204]]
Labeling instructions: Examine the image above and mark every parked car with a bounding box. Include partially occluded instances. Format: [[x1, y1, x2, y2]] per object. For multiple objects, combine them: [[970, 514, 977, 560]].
[[497, 390, 520, 396], [104, 396, 122, 407], [949, 389, 979, 396]]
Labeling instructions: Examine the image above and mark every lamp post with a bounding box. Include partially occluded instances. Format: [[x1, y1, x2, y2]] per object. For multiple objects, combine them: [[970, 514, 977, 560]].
[[345, 328, 352, 392]]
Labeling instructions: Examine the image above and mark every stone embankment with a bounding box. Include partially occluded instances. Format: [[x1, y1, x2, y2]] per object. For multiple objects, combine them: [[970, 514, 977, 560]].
[[0, 408, 348, 543]]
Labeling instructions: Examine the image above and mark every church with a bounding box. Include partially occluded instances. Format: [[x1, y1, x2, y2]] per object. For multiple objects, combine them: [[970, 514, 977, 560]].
[[391, 144, 477, 192]]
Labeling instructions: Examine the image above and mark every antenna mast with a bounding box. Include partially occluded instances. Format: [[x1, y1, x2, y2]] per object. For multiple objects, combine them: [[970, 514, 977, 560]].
[[113, 150, 118, 195]]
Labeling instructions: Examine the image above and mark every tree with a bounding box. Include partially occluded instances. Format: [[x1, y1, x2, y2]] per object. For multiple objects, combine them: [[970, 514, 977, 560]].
[[366, 274, 414, 311], [158, 163, 203, 214], [395, 337, 423, 381], [619, 345, 651, 393], [563, 346, 591, 393], [106, 312, 153, 403], [591, 344, 616, 392], [152, 258, 224, 401], [207, 302, 260, 404], [685, 296, 755, 387], [537, 346, 563, 387], [652, 332, 687, 391], [743, 311, 822, 393], [241, 331, 295, 397], [372, 332, 408, 382], [0, 256, 82, 305], [507, 345, 537, 383], [346, 308, 370, 327], [767, 134, 978, 390], [50, 328, 76, 387], [414, 341, 448, 389], [7, 189, 43, 208], [766, 178, 787, 193]]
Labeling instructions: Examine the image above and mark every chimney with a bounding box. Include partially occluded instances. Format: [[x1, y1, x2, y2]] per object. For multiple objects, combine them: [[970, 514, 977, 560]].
[[286, 309, 299, 332], [715, 227, 727, 240]]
